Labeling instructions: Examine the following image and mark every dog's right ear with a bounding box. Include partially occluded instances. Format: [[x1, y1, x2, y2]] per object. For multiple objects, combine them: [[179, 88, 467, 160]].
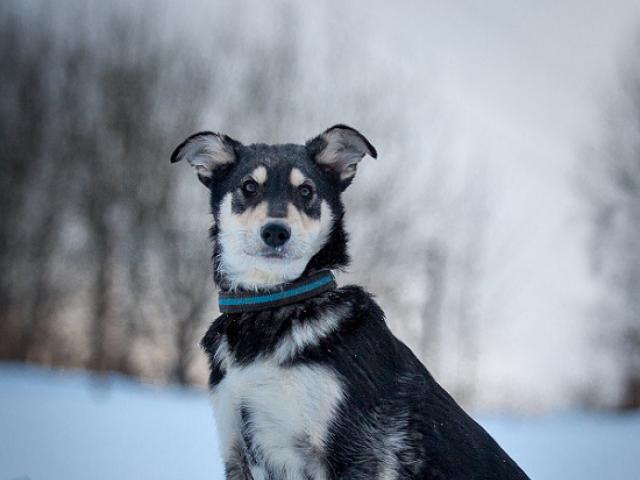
[[170, 131, 239, 187]]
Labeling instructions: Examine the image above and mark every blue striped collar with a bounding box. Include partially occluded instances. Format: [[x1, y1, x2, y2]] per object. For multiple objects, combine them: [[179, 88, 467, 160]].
[[218, 270, 337, 313]]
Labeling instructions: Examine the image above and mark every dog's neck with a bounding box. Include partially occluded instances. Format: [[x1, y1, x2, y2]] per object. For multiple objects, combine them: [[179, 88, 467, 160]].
[[217, 269, 337, 313]]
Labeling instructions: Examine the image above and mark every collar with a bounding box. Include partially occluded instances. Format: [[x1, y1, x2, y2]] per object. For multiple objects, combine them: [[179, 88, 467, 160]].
[[218, 270, 337, 313]]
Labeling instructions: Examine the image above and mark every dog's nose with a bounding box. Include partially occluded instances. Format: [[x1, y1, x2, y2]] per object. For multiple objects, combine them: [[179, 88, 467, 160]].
[[261, 222, 291, 248]]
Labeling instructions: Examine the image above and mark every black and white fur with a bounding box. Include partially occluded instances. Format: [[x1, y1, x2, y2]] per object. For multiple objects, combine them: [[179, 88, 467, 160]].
[[171, 125, 529, 479]]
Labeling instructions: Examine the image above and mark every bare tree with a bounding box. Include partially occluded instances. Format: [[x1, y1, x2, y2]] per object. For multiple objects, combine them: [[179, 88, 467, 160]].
[[0, 1, 215, 381], [420, 239, 448, 374], [583, 32, 640, 409], [451, 158, 489, 404], [0, 7, 73, 360], [159, 217, 212, 385]]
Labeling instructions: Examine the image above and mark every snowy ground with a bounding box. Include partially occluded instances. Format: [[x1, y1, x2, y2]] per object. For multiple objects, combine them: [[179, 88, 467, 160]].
[[1, 363, 639, 480]]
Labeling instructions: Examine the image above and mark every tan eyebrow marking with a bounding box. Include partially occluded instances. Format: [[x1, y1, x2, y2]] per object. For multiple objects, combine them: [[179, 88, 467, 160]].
[[289, 167, 306, 187], [252, 166, 267, 184]]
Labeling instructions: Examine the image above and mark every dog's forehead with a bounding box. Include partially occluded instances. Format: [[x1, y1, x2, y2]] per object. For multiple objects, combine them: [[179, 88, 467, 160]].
[[239, 143, 314, 177]]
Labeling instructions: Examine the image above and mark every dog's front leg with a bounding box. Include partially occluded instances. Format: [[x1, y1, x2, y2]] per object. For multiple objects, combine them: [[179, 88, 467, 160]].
[[224, 464, 253, 480], [225, 461, 254, 480], [224, 445, 254, 480]]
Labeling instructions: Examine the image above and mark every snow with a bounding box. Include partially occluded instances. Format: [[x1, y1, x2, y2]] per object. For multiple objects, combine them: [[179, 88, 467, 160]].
[[1, 364, 639, 479], [0, 364, 224, 479]]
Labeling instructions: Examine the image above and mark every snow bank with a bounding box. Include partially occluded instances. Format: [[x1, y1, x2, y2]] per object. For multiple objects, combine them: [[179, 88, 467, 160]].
[[1, 364, 638, 479]]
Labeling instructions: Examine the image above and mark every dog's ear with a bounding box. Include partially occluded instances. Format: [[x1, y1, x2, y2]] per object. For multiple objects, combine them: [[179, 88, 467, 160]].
[[306, 124, 377, 189], [170, 131, 240, 187]]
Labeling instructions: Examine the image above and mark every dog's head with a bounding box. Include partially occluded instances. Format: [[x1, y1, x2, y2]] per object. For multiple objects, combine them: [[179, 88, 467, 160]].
[[171, 125, 377, 290]]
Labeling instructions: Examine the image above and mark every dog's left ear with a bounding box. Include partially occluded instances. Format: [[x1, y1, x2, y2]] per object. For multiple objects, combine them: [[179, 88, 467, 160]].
[[306, 124, 377, 189]]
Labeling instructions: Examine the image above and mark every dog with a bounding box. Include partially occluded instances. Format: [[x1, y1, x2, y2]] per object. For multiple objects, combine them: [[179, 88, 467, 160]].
[[171, 125, 529, 479]]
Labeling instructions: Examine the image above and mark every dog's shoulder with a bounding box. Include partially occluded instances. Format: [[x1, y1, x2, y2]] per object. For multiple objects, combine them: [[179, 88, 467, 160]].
[[201, 313, 226, 355], [201, 313, 232, 387]]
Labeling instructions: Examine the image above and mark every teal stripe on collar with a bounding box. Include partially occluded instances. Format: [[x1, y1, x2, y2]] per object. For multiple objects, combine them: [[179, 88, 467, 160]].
[[218, 271, 336, 313], [220, 275, 333, 306]]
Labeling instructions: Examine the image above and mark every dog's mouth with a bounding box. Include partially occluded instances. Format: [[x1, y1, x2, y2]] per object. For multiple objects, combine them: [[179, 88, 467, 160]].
[[244, 248, 293, 260], [259, 251, 287, 259]]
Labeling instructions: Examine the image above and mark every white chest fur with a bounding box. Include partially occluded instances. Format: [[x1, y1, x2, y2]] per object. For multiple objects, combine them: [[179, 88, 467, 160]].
[[211, 356, 343, 479]]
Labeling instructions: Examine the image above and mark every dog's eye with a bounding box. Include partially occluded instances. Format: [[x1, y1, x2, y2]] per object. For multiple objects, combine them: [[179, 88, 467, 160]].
[[242, 179, 259, 197], [298, 184, 313, 199]]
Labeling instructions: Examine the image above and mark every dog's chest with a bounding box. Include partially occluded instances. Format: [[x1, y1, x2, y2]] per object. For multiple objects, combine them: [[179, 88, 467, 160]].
[[211, 354, 343, 479]]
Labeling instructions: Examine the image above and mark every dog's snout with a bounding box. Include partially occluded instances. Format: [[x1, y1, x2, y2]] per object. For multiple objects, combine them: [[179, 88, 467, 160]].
[[261, 222, 291, 248]]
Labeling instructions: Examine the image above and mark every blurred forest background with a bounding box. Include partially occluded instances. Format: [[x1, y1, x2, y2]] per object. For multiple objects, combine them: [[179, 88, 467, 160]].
[[1, 0, 640, 413]]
